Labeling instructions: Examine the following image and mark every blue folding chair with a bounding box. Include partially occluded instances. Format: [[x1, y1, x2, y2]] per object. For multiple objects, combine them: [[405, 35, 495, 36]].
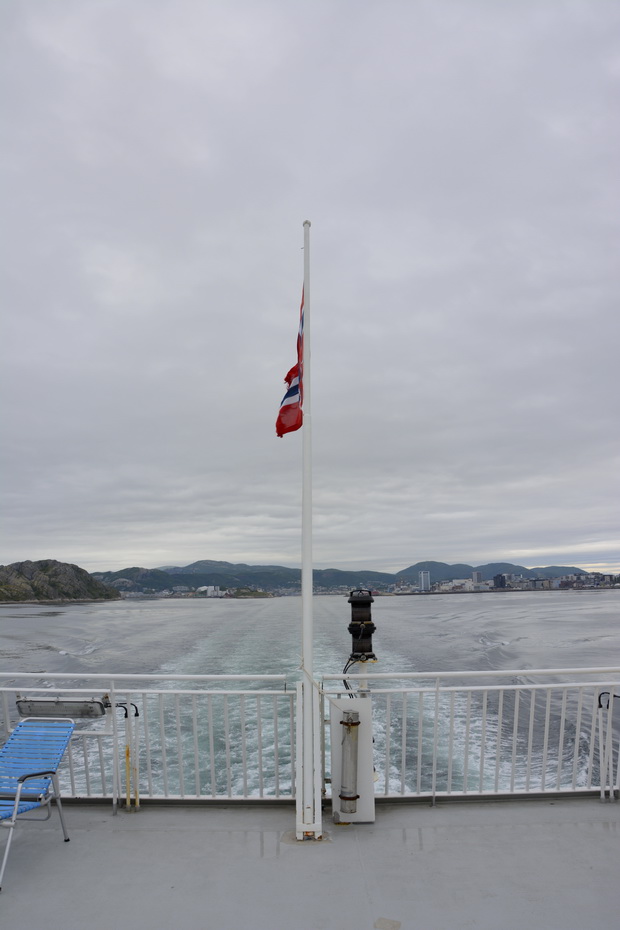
[[0, 718, 75, 891]]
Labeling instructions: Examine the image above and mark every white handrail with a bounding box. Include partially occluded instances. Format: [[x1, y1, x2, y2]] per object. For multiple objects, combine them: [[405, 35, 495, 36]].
[[2, 669, 618, 804], [322, 666, 620, 680]]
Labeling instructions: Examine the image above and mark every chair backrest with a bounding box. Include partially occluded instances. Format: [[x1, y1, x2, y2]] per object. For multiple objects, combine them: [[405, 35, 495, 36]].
[[0, 719, 75, 797]]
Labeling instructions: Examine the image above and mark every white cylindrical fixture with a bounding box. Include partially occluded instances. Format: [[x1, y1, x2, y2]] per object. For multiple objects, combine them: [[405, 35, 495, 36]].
[[339, 711, 360, 814]]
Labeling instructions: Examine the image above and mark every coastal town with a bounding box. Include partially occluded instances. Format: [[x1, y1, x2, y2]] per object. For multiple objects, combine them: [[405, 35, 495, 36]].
[[126, 569, 620, 599], [389, 569, 620, 596]]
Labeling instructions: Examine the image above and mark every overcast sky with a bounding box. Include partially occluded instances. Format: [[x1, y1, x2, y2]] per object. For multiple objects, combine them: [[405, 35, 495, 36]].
[[2, 0, 619, 575]]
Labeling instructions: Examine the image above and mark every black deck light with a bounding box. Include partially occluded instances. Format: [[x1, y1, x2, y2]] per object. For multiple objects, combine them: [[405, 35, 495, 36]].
[[347, 589, 377, 662]]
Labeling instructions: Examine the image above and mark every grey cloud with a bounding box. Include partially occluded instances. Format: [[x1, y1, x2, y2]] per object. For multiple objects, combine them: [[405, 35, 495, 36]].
[[2, 0, 618, 574]]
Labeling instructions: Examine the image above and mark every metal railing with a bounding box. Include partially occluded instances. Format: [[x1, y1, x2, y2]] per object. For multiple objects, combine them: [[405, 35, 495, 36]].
[[0, 673, 295, 806], [321, 668, 620, 801], [2, 667, 619, 805]]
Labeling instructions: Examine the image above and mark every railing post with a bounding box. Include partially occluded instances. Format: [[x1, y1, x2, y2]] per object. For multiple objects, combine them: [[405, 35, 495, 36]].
[[1, 692, 10, 733], [598, 691, 616, 801], [431, 677, 440, 805], [110, 681, 119, 814]]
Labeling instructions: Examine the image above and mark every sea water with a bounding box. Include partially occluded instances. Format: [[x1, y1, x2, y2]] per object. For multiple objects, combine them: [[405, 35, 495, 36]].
[[1, 591, 618, 796], [0, 590, 618, 678]]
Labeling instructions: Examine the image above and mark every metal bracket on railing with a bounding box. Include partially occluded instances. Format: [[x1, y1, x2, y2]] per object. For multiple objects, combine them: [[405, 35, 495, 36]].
[[103, 698, 139, 718], [598, 692, 613, 710]]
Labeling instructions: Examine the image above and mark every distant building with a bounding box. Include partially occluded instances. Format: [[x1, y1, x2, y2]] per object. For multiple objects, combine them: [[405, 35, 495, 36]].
[[419, 571, 431, 592], [472, 571, 483, 584], [196, 585, 221, 597], [493, 574, 506, 589]]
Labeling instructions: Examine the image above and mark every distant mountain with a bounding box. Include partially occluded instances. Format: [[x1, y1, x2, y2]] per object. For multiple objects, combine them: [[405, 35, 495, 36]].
[[95, 563, 301, 593], [163, 560, 255, 575], [94, 562, 395, 593], [474, 562, 534, 579], [397, 561, 588, 584], [529, 565, 591, 580], [0, 559, 121, 602], [313, 568, 397, 588], [92, 558, 590, 594], [396, 561, 475, 583], [92, 566, 183, 591]]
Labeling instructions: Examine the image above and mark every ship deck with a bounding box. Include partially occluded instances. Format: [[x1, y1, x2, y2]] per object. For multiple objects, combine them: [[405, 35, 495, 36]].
[[2, 797, 618, 929]]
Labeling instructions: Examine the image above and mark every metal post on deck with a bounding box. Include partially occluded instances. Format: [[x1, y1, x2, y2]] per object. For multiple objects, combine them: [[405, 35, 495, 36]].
[[295, 220, 322, 840], [329, 592, 377, 824], [296, 677, 322, 838]]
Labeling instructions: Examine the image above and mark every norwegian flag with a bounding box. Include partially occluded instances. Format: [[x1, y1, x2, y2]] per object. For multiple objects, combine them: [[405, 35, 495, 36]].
[[276, 289, 304, 437]]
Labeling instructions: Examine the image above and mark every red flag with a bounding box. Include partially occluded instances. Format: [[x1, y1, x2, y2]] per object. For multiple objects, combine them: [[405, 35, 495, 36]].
[[275, 290, 304, 437]]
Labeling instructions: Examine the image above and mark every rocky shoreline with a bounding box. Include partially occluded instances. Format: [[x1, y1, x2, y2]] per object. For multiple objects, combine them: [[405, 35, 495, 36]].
[[0, 559, 121, 603]]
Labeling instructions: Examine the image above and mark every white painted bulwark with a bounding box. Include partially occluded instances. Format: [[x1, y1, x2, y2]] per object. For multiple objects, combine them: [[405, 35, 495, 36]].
[[330, 697, 376, 823]]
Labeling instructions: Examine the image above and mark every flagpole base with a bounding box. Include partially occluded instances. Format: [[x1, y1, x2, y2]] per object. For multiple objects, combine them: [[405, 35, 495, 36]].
[[295, 678, 323, 840]]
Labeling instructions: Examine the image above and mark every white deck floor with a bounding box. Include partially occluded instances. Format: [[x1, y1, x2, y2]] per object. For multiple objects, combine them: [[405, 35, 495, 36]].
[[2, 797, 619, 930]]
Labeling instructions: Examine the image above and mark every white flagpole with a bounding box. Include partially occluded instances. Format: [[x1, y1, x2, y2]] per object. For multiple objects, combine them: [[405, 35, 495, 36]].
[[301, 219, 313, 687], [297, 219, 322, 838]]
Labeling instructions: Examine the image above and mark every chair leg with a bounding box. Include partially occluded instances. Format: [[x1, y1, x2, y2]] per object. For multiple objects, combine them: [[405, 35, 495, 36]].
[[51, 775, 70, 843], [0, 821, 17, 891], [0, 783, 70, 892]]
